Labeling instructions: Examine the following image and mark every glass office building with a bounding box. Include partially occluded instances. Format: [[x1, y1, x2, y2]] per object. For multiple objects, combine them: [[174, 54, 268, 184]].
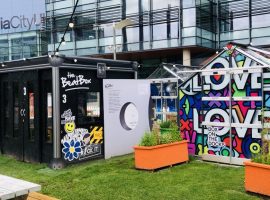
[[45, 0, 270, 77], [1, 0, 270, 77], [0, 0, 47, 62]]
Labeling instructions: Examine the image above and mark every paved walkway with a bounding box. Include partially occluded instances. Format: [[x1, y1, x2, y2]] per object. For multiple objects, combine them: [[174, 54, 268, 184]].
[[0, 175, 41, 200]]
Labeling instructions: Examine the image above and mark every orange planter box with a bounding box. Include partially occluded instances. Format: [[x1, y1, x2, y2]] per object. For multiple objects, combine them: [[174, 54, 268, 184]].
[[134, 140, 189, 170], [244, 161, 270, 196]]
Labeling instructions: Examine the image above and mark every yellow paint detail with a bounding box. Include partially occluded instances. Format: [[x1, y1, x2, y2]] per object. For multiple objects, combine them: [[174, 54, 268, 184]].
[[69, 147, 75, 153], [179, 90, 184, 100], [90, 127, 103, 144], [237, 61, 244, 68], [64, 121, 76, 133], [198, 144, 208, 155], [250, 143, 260, 154]]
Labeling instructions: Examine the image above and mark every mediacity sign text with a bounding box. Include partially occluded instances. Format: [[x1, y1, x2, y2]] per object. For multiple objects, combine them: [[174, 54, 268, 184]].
[[0, 14, 45, 31]]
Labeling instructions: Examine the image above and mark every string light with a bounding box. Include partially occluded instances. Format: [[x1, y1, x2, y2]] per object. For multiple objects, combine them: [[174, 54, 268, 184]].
[[54, 0, 79, 55], [61, 37, 66, 45], [69, 19, 74, 28]]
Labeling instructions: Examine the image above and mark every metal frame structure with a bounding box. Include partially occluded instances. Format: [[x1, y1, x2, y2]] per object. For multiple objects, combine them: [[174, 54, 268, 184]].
[[165, 61, 270, 165], [149, 78, 179, 123]]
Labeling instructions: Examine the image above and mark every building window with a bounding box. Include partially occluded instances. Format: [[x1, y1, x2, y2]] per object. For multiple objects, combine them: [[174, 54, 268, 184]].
[[153, 24, 167, 40], [46, 92, 53, 143], [126, 0, 139, 14], [28, 82, 35, 141], [152, 0, 179, 10], [78, 92, 101, 118], [183, 8, 196, 27], [126, 27, 139, 43]]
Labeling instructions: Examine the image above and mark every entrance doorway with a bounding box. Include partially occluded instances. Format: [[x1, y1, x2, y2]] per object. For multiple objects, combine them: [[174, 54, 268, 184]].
[[0, 71, 40, 162]]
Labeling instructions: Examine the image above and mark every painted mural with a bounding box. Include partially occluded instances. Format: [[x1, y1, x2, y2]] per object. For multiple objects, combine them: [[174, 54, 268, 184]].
[[179, 44, 270, 159], [60, 69, 104, 162], [61, 109, 103, 162]]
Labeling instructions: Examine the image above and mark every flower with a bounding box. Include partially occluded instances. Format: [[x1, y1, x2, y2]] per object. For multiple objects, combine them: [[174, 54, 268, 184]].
[[62, 139, 82, 161]]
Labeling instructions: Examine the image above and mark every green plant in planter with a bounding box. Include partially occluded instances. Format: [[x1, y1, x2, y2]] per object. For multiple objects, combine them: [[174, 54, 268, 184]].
[[159, 120, 178, 134], [139, 131, 158, 147], [252, 129, 270, 165], [135, 121, 188, 170], [160, 121, 172, 128], [139, 128, 182, 146], [252, 112, 270, 164]]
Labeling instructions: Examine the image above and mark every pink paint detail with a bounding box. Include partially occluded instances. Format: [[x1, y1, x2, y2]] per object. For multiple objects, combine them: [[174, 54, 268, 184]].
[[250, 92, 258, 109], [233, 138, 237, 147], [237, 101, 248, 116], [191, 131, 197, 143], [208, 150, 215, 155], [184, 130, 196, 155], [250, 92, 258, 97], [189, 122, 193, 130], [238, 154, 245, 158]]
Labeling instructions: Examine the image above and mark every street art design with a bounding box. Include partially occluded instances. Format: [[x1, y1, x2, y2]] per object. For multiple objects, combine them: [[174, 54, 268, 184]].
[[61, 109, 103, 162], [179, 44, 270, 159], [60, 71, 92, 92]]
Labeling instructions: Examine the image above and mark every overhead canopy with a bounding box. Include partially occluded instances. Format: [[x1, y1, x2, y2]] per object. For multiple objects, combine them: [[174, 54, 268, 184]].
[[147, 62, 199, 83]]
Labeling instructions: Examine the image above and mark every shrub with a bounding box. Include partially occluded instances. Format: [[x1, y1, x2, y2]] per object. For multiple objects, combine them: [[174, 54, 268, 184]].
[[139, 131, 158, 146], [252, 112, 270, 165], [159, 121, 172, 128], [159, 121, 178, 129], [139, 121, 182, 147]]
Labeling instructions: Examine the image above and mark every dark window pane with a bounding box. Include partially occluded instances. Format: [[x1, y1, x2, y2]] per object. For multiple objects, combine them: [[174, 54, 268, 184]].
[[78, 92, 101, 120], [28, 83, 35, 141], [46, 92, 53, 143], [3, 82, 9, 137]]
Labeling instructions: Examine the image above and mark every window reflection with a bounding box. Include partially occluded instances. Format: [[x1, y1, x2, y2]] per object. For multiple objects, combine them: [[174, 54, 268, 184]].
[[126, 27, 140, 43], [252, 14, 270, 28], [11, 36, 38, 60], [78, 92, 101, 118], [75, 27, 96, 41], [126, 0, 138, 14], [152, 0, 179, 10], [232, 17, 249, 31], [0, 40, 9, 62], [153, 24, 167, 40], [28, 82, 35, 141], [46, 92, 53, 143], [141, 0, 149, 11], [143, 26, 150, 42], [171, 22, 179, 38], [183, 0, 195, 8], [183, 8, 196, 27]]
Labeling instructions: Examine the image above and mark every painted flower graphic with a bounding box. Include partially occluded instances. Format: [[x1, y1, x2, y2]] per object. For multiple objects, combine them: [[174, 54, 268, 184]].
[[62, 139, 82, 161]]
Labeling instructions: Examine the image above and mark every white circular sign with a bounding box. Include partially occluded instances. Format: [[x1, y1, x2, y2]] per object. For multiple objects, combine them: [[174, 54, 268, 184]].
[[120, 102, 139, 131]]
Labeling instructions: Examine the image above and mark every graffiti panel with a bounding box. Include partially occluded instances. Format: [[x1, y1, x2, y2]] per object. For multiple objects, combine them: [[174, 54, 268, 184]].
[[60, 69, 104, 163], [179, 45, 268, 159]]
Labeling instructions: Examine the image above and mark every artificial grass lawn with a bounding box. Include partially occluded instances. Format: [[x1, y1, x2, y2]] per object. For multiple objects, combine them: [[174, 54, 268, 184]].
[[0, 155, 263, 200]]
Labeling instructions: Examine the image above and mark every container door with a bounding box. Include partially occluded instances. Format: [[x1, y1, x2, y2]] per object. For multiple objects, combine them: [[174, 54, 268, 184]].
[[0, 73, 19, 158], [0, 71, 40, 162], [40, 70, 53, 163], [22, 71, 40, 162]]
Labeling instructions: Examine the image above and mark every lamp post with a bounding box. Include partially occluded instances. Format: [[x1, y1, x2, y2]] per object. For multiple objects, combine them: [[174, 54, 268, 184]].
[[112, 18, 134, 60], [113, 22, 116, 60]]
